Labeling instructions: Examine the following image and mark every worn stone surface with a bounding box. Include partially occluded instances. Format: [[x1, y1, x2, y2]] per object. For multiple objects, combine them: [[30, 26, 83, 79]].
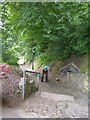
[[40, 92, 74, 101], [2, 88, 88, 118], [2, 67, 88, 118], [19, 92, 88, 118]]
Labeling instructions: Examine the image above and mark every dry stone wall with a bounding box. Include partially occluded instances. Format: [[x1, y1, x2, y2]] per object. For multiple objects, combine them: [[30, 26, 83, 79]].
[[66, 72, 88, 94]]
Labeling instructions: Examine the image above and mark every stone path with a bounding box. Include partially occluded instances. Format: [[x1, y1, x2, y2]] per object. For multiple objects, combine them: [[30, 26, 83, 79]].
[[2, 73, 88, 118], [2, 107, 47, 118], [2, 91, 88, 118], [19, 91, 88, 118]]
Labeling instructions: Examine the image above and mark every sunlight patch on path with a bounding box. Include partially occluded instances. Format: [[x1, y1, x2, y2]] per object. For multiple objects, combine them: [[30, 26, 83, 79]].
[[2, 107, 48, 118]]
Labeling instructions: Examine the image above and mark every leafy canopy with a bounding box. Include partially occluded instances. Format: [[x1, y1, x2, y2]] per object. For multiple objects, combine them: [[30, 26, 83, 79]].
[[1, 2, 88, 64]]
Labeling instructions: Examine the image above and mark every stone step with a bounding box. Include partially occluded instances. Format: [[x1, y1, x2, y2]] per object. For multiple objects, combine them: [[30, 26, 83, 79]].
[[40, 92, 75, 102], [2, 107, 48, 118], [65, 102, 88, 118]]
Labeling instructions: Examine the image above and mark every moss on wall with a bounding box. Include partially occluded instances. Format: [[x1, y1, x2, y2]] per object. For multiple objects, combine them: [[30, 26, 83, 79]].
[[24, 79, 37, 98]]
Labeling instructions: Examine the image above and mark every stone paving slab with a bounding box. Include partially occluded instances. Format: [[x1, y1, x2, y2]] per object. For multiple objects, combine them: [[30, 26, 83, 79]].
[[40, 92, 75, 101], [2, 92, 88, 118], [20, 92, 88, 118], [2, 107, 48, 118], [65, 102, 88, 118]]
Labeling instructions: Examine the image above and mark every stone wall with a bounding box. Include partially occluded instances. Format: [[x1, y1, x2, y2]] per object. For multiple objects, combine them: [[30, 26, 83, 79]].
[[24, 73, 39, 98], [66, 72, 88, 94], [24, 79, 37, 98]]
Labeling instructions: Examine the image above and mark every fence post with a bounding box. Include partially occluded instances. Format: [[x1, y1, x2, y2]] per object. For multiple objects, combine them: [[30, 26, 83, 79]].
[[67, 72, 69, 82], [22, 70, 25, 100]]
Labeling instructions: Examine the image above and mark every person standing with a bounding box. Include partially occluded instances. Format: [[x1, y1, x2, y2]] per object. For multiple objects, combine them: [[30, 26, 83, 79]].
[[41, 66, 49, 82]]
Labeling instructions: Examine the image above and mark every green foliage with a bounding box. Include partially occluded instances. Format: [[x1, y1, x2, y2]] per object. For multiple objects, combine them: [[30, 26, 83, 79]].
[[79, 55, 88, 73], [25, 80, 37, 98], [1, 2, 88, 64], [0, 57, 3, 63]]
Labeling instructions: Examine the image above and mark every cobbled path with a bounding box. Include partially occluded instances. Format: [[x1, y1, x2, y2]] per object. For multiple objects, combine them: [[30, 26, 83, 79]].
[[20, 91, 88, 118], [17, 80, 88, 118], [2, 69, 88, 118]]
